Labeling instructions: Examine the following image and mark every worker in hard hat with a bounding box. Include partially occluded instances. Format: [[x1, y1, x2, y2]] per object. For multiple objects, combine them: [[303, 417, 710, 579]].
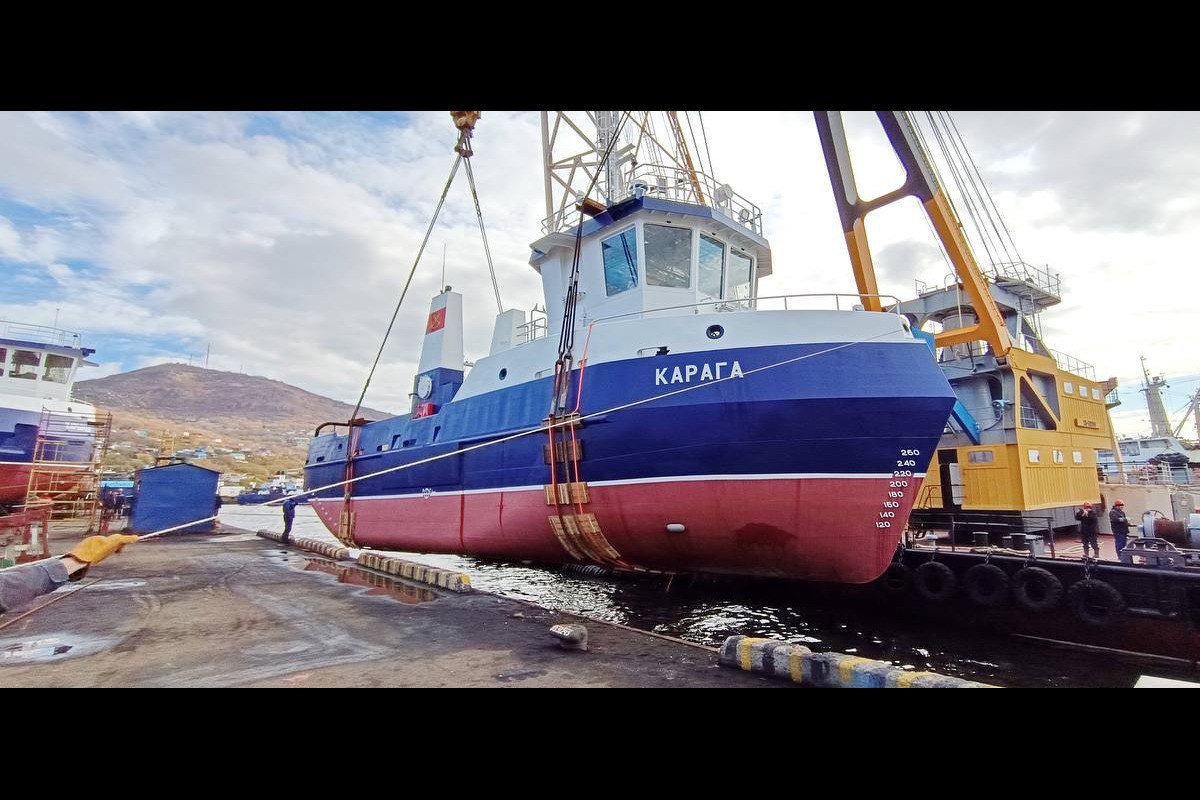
[[1075, 501, 1101, 561], [1109, 500, 1131, 556], [0, 534, 139, 614]]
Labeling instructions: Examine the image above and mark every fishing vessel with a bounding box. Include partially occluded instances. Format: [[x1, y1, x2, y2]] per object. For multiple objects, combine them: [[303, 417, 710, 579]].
[[304, 112, 958, 583], [0, 320, 101, 509]]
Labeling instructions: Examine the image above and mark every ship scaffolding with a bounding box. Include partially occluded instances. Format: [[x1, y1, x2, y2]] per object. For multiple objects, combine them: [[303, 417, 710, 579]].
[[2, 409, 112, 566]]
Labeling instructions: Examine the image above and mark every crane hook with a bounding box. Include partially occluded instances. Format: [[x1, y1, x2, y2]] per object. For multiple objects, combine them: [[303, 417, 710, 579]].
[[450, 111, 481, 157]]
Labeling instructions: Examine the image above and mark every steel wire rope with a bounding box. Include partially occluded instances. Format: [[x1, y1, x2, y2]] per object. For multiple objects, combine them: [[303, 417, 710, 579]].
[[345, 153, 463, 426], [909, 113, 957, 275], [945, 112, 1024, 264], [938, 111, 1016, 265], [926, 112, 1000, 268], [462, 156, 504, 313], [683, 111, 707, 180], [924, 112, 1001, 270], [697, 111, 716, 183]]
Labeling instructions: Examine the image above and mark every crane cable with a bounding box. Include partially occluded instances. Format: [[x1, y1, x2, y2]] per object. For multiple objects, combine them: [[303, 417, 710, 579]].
[[462, 156, 504, 314], [548, 110, 634, 416], [345, 154, 462, 428]]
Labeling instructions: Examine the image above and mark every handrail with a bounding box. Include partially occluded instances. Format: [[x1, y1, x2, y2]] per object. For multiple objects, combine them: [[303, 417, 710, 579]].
[[540, 161, 764, 237], [314, 417, 371, 437], [1049, 348, 1096, 380], [0, 320, 82, 348], [588, 293, 906, 326]]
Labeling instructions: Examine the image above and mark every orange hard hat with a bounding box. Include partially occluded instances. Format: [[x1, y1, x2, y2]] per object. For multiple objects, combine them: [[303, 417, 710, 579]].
[[1114, 499, 1124, 506], [1082, 502, 1092, 508]]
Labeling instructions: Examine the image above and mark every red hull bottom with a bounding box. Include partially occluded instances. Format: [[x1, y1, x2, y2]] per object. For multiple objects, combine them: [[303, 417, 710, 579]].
[[312, 476, 923, 584], [0, 464, 32, 505]]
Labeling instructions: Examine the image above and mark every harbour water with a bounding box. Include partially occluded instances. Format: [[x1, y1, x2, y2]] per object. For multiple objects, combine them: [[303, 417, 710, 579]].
[[221, 505, 1200, 688]]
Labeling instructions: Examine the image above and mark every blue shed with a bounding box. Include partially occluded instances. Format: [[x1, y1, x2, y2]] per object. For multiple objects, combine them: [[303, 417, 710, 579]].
[[129, 462, 221, 534]]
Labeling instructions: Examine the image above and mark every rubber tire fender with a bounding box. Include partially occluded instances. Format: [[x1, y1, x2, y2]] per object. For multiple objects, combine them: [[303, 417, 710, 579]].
[[1067, 579, 1126, 627], [913, 561, 957, 603], [880, 562, 911, 595], [963, 563, 1010, 607], [1011, 566, 1063, 613]]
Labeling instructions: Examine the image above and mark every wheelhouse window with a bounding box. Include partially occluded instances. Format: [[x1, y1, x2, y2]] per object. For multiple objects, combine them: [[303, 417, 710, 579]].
[[9, 349, 41, 380], [644, 224, 691, 288], [727, 249, 753, 304], [43, 354, 74, 384], [0, 347, 6, 374], [698, 234, 725, 299], [601, 227, 639, 297]]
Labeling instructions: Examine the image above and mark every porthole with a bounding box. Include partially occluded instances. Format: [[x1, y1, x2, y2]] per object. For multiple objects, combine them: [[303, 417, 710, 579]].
[[499, 368, 508, 380], [706, 325, 724, 340]]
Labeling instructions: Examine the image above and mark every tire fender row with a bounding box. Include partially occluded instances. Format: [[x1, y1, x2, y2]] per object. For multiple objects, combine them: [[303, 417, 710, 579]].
[[882, 557, 1126, 627]]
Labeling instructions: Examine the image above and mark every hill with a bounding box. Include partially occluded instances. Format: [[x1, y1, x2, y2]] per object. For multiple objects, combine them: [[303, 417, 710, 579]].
[[74, 363, 391, 484]]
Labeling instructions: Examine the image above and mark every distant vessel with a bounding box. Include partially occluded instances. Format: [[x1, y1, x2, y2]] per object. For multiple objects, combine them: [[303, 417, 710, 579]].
[[1098, 359, 1200, 484], [0, 320, 100, 509], [303, 112, 957, 584], [237, 474, 303, 505]]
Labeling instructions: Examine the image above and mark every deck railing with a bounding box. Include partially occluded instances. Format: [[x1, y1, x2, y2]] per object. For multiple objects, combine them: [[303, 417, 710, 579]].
[[987, 260, 1062, 299], [541, 162, 764, 237], [588, 293, 906, 326], [0, 320, 82, 348], [1049, 349, 1097, 380]]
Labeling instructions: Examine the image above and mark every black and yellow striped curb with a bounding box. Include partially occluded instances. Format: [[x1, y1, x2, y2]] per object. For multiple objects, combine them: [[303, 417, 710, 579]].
[[356, 552, 472, 593], [719, 636, 996, 688], [256, 530, 351, 561]]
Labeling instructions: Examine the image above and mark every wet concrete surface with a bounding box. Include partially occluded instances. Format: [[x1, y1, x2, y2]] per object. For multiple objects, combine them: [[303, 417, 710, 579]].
[[0, 529, 779, 687]]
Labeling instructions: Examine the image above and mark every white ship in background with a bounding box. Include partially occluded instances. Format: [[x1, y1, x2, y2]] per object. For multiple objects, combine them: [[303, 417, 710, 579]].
[[1099, 357, 1200, 484]]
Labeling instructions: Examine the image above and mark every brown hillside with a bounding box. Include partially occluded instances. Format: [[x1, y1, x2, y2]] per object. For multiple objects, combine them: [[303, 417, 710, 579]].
[[75, 363, 390, 425], [74, 363, 392, 483]]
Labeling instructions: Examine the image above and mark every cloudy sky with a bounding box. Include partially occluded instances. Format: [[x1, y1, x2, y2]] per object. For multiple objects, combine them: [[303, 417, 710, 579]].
[[0, 110, 1195, 437]]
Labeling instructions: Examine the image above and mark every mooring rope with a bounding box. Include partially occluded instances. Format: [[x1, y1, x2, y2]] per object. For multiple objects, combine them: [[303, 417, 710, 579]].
[[120, 320, 914, 541]]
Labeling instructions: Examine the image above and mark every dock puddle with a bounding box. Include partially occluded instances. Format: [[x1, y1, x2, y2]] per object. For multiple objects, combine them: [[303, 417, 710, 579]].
[[300, 558, 437, 604]]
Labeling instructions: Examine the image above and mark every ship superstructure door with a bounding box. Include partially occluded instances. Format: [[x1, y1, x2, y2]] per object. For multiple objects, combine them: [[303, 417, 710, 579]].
[[939, 448, 964, 509]]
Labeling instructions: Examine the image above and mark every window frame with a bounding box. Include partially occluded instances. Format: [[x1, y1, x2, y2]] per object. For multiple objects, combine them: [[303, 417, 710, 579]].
[[643, 222, 694, 290], [726, 247, 754, 305], [43, 353, 75, 385], [600, 225, 640, 297], [697, 232, 726, 300], [9, 349, 43, 381]]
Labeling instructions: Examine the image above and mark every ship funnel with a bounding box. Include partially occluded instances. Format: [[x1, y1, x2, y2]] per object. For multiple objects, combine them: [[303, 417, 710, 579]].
[[412, 288, 465, 418]]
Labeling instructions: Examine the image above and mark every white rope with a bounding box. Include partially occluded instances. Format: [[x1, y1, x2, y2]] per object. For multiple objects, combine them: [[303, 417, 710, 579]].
[[125, 325, 908, 539], [259, 327, 904, 505]]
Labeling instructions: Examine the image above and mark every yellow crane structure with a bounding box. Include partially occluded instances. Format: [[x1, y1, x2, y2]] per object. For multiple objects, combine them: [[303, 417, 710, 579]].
[[814, 111, 1120, 536]]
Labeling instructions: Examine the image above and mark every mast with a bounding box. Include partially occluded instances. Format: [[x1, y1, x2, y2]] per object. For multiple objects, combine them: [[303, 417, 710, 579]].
[[1140, 356, 1173, 437]]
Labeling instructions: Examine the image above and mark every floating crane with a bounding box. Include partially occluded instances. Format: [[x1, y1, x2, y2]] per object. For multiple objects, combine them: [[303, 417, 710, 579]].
[[814, 111, 1121, 535]]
